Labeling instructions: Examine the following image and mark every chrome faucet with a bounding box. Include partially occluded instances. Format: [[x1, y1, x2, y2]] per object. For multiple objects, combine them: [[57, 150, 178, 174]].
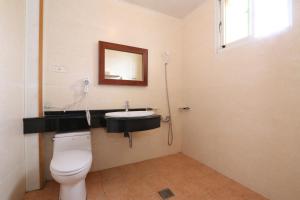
[[125, 100, 129, 112]]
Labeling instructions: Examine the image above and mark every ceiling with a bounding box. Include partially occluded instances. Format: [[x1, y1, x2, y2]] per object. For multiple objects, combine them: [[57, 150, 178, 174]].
[[123, 0, 203, 18]]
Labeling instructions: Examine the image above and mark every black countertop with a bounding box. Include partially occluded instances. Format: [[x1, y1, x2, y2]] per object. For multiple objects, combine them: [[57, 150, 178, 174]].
[[23, 108, 161, 134]]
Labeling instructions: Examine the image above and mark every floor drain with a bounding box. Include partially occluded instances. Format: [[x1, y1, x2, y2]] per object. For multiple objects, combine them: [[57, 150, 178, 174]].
[[158, 188, 175, 199]]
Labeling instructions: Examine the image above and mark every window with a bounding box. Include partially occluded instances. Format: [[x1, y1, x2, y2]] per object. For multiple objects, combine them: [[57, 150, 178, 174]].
[[253, 0, 291, 38], [222, 0, 250, 46], [218, 0, 292, 49]]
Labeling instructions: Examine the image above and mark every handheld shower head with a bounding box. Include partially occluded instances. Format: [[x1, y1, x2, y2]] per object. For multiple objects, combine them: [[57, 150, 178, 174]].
[[162, 51, 170, 65]]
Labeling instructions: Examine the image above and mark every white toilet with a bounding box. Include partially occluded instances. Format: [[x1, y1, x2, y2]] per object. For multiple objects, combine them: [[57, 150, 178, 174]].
[[50, 131, 92, 200]]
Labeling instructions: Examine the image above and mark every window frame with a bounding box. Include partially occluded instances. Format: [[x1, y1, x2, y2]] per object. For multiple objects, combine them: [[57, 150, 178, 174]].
[[217, 0, 252, 50], [216, 0, 292, 51]]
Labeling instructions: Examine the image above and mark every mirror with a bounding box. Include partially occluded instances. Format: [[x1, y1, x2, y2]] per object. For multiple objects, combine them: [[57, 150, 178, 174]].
[[99, 41, 148, 86], [105, 49, 143, 81]]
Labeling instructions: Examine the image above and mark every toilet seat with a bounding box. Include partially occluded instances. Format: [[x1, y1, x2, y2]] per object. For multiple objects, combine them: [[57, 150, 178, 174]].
[[50, 150, 92, 176]]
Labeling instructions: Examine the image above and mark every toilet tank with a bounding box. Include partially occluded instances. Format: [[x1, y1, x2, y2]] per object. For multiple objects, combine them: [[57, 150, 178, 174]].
[[53, 131, 91, 155]]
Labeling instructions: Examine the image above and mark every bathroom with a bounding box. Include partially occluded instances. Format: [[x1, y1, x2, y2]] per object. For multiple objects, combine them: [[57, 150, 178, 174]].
[[1, 0, 299, 199]]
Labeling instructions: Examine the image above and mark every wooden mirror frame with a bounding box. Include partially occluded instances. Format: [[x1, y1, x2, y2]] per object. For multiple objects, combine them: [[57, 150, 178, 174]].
[[99, 41, 148, 86]]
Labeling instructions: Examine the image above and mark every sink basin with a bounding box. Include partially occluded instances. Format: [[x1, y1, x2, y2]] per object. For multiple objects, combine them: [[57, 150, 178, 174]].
[[105, 111, 155, 118]]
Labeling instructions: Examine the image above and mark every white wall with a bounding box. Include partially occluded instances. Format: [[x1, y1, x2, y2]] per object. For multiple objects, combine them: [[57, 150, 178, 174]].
[[43, 0, 183, 179], [182, 1, 300, 200], [0, 0, 26, 199]]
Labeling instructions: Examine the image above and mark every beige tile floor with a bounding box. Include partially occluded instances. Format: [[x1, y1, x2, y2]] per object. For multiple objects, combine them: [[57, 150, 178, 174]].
[[24, 153, 267, 200]]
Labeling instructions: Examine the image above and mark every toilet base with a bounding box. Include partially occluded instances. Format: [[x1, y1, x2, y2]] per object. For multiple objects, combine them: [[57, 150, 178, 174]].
[[59, 180, 86, 200]]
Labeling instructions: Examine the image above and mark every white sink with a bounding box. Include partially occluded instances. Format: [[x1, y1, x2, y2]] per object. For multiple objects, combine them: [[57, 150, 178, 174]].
[[105, 111, 155, 118]]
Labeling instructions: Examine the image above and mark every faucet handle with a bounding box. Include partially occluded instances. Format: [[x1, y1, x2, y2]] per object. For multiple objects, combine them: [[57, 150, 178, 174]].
[[125, 100, 129, 111]]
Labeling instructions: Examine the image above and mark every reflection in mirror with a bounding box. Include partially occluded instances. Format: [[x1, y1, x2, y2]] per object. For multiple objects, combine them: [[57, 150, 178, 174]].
[[105, 49, 143, 81]]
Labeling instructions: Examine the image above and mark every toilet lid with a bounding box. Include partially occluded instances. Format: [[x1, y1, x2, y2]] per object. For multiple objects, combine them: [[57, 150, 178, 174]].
[[51, 150, 92, 174]]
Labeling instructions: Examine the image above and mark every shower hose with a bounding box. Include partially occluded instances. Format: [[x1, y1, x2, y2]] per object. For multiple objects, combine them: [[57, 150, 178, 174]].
[[164, 62, 173, 146]]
